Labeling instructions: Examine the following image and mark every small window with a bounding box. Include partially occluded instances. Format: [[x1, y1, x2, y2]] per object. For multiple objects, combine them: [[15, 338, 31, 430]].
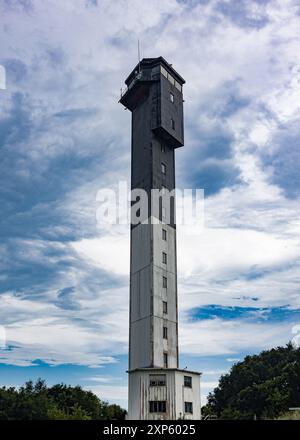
[[161, 162, 166, 174], [171, 118, 175, 130], [162, 229, 167, 241], [163, 301, 168, 314], [161, 144, 165, 153], [170, 92, 174, 103], [175, 80, 182, 92], [167, 73, 175, 86], [149, 401, 166, 413], [161, 66, 168, 78], [163, 352, 168, 368], [162, 252, 167, 264], [163, 326, 168, 339], [185, 402, 193, 414], [184, 376, 192, 388], [163, 276, 167, 288], [150, 374, 166, 386]]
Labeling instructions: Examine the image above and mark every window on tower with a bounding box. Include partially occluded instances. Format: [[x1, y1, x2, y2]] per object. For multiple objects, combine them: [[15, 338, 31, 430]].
[[175, 80, 182, 92], [163, 301, 168, 314], [163, 326, 168, 339], [163, 276, 167, 288], [149, 401, 166, 413], [160, 65, 168, 78], [163, 352, 168, 368], [149, 374, 166, 387], [162, 252, 167, 264], [170, 92, 174, 103], [160, 65, 182, 92], [167, 72, 175, 86], [161, 162, 166, 174], [162, 229, 167, 241], [184, 402, 193, 414], [184, 376, 192, 388], [171, 118, 175, 130]]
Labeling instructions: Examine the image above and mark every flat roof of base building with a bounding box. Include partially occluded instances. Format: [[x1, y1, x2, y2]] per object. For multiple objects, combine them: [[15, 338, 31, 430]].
[[128, 368, 201, 376]]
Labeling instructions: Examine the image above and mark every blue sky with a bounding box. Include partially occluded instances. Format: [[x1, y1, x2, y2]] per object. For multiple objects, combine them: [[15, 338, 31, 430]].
[[1, 0, 300, 409]]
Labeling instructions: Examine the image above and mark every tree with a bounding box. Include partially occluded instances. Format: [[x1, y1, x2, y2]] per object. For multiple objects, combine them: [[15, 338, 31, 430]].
[[102, 402, 127, 420], [0, 379, 126, 420], [202, 343, 300, 419], [47, 383, 103, 419]]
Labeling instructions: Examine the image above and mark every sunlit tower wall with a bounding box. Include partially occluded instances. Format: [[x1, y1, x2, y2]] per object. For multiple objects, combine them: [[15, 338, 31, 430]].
[[120, 57, 201, 420]]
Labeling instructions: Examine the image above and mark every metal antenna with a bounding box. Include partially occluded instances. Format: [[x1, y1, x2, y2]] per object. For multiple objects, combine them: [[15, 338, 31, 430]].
[[138, 39, 141, 72]]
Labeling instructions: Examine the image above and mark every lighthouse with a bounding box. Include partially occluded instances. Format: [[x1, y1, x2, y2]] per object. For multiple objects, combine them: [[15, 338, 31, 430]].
[[120, 57, 201, 420]]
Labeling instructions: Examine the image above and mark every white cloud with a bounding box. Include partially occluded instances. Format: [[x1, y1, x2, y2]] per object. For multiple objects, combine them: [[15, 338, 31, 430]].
[[201, 369, 226, 376], [85, 384, 128, 407], [0, 243, 130, 366], [71, 233, 130, 277], [84, 376, 123, 384], [201, 381, 219, 390], [179, 317, 294, 356], [178, 226, 299, 279]]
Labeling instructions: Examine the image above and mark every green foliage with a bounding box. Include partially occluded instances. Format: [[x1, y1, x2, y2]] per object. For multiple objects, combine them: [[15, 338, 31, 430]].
[[102, 402, 127, 420], [203, 343, 300, 420], [278, 410, 300, 420], [47, 402, 92, 420], [0, 379, 126, 420]]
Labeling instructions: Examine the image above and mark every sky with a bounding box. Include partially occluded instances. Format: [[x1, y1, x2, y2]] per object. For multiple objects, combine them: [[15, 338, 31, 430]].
[[1, 0, 300, 410]]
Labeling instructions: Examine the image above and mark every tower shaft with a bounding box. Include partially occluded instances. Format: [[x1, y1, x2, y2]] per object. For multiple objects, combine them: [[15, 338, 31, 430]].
[[129, 110, 179, 371]]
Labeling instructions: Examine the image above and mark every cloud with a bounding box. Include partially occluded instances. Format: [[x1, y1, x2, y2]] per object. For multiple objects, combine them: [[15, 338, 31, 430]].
[[0, 236, 129, 366], [214, 0, 271, 29], [85, 384, 128, 406], [0, 280, 129, 366], [84, 375, 123, 383], [71, 233, 130, 277], [178, 226, 299, 280], [179, 317, 293, 356], [261, 118, 300, 198], [1, 0, 33, 13], [0, 92, 31, 147], [2, 59, 27, 84]]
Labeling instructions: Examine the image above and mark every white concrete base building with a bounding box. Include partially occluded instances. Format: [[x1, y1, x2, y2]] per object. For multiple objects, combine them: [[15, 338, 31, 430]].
[[128, 369, 201, 420]]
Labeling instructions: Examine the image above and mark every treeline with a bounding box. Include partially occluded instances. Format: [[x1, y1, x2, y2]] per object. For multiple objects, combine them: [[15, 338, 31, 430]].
[[202, 343, 300, 419], [0, 379, 126, 420]]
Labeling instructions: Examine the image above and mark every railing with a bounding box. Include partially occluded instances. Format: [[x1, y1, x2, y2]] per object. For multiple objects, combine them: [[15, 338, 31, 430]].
[[120, 70, 155, 99]]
